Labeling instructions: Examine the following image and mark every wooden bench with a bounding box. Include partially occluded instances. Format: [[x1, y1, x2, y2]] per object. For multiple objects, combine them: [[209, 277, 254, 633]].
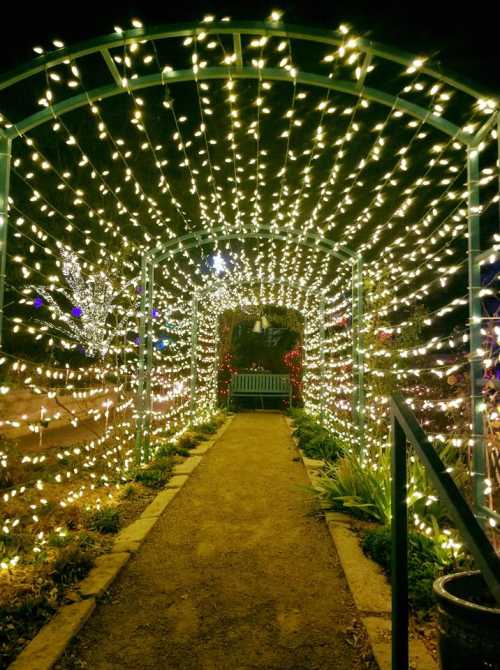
[[228, 373, 292, 409]]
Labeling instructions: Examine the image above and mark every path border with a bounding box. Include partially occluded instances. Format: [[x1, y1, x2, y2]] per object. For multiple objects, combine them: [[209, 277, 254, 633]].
[[8, 415, 235, 670]]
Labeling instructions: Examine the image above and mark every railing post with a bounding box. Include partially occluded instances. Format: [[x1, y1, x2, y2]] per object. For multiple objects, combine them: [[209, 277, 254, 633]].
[[190, 295, 198, 421], [134, 254, 148, 463], [0, 136, 12, 350], [391, 413, 409, 670], [467, 146, 486, 512], [356, 255, 365, 454]]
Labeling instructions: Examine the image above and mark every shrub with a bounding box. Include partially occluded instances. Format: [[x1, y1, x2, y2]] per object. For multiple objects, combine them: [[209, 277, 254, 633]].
[[120, 483, 137, 499], [155, 442, 189, 458], [86, 507, 120, 534], [47, 531, 72, 548], [51, 546, 94, 586], [317, 449, 392, 524], [362, 526, 448, 615], [291, 410, 344, 461], [316, 442, 466, 528], [134, 456, 173, 489], [177, 432, 199, 450]]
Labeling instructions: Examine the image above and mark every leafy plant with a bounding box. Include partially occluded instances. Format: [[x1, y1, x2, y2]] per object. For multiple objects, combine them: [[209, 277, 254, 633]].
[[316, 439, 467, 529], [317, 448, 392, 523], [47, 531, 73, 548], [362, 526, 450, 615], [51, 546, 94, 586], [85, 507, 120, 534], [291, 409, 344, 461], [177, 432, 199, 450], [134, 456, 173, 489]]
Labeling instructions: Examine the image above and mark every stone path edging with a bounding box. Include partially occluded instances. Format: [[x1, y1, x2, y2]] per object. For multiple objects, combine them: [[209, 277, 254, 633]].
[[287, 418, 438, 670], [8, 415, 234, 670]]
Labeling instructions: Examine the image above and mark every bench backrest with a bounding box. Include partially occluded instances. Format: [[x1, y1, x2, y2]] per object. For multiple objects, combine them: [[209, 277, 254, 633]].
[[230, 373, 291, 394]]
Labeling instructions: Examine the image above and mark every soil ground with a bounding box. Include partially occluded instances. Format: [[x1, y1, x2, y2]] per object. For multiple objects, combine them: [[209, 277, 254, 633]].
[[57, 412, 375, 670]]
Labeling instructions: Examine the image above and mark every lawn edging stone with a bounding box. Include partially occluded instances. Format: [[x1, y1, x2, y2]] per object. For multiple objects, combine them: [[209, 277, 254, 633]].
[[8, 599, 96, 670]]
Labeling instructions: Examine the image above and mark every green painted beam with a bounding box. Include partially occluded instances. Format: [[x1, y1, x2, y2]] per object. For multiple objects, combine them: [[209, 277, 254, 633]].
[[0, 137, 11, 349], [147, 225, 353, 264], [4, 66, 470, 144], [0, 20, 496, 106], [467, 148, 486, 512]]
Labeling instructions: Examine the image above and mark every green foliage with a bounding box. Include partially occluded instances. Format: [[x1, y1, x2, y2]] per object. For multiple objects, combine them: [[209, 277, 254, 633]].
[[0, 577, 57, 666], [134, 456, 173, 489], [120, 483, 137, 499], [177, 432, 199, 450], [362, 526, 448, 615], [317, 449, 392, 523], [47, 531, 73, 548], [51, 546, 94, 586], [316, 440, 467, 529], [290, 409, 344, 462], [85, 507, 120, 534]]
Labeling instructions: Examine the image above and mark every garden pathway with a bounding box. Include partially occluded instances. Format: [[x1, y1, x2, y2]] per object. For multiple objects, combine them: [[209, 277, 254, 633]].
[[58, 412, 372, 670]]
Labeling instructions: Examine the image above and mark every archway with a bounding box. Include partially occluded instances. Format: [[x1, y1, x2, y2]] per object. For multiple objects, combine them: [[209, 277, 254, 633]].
[[0, 19, 499, 665]]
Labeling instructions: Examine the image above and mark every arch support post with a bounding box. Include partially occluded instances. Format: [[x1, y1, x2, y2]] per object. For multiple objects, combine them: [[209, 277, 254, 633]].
[[352, 255, 365, 454], [318, 298, 326, 423], [134, 254, 150, 463], [0, 136, 11, 350], [467, 147, 486, 512], [189, 296, 199, 422], [143, 262, 155, 462]]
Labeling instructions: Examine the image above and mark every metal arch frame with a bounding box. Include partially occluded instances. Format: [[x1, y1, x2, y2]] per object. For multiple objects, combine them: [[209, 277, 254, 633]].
[[147, 224, 354, 264], [0, 20, 493, 504], [189, 275, 329, 421], [134, 228, 364, 461], [0, 19, 497, 132], [0, 67, 474, 146]]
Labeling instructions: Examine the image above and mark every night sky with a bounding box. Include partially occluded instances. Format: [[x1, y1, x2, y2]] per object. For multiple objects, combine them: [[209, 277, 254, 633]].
[[1, 0, 498, 92]]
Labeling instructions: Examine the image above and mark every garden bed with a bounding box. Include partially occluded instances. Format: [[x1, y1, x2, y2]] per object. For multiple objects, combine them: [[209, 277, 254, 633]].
[[0, 412, 227, 669]]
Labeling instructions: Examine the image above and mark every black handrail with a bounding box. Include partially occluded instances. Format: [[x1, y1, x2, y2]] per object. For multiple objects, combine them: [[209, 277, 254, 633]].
[[390, 393, 500, 670]]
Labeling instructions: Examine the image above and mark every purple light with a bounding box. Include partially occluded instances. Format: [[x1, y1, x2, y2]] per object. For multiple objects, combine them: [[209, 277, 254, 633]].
[[71, 306, 82, 318], [151, 308, 159, 319], [33, 297, 44, 309], [134, 336, 141, 345]]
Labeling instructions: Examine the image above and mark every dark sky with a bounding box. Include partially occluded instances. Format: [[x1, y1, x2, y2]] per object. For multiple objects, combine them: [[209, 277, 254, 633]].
[[1, 0, 498, 92]]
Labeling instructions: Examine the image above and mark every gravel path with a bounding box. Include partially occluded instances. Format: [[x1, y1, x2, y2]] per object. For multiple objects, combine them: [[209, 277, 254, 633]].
[[58, 412, 372, 670]]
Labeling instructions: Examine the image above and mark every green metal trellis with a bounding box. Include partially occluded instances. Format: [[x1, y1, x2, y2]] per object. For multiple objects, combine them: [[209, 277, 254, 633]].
[[0, 19, 496, 509], [133, 225, 362, 460]]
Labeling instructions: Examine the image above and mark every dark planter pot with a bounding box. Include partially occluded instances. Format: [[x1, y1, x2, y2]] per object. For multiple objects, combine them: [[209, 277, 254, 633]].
[[433, 570, 500, 670]]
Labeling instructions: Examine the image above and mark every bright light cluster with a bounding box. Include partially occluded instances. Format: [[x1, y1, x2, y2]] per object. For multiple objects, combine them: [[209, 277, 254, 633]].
[[0, 14, 498, 570]]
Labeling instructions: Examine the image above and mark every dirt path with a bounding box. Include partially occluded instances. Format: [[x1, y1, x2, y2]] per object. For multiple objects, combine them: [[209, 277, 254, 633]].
[[58, 413, 372, 670]]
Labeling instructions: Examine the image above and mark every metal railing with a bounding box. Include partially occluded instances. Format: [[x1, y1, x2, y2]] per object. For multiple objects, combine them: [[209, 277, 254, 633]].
[[390, 393, 500, 670]]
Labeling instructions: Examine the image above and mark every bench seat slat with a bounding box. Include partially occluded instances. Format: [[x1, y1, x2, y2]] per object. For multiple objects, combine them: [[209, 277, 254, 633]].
[[229, 373, 292, 406]]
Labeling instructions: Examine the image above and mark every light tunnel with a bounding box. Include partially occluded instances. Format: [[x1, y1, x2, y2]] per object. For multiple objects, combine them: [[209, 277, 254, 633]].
[[0, 16, 499, 664]]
